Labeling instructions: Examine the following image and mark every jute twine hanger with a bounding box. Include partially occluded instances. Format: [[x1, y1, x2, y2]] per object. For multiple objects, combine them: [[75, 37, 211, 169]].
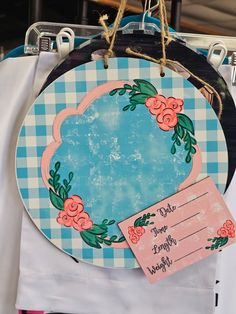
[[99, 0, 223, 119], [98, 0, 127, 68]]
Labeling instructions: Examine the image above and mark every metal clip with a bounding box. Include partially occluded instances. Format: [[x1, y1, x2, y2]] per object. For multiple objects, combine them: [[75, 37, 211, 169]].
[[39, 37, 52, 52]]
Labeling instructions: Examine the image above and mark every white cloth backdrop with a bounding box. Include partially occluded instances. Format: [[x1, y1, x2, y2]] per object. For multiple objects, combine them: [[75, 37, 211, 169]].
[[0, 55, 38, 314], [0, 55, 234, 314], [0, 52, 60, 314]]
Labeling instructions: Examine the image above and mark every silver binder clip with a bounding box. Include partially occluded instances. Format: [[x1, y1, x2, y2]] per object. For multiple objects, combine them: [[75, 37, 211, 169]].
[[231, 52, 236, 86]]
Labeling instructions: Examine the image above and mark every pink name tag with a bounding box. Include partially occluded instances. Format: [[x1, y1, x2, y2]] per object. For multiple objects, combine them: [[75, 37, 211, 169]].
[[118, 177, 236, 284]]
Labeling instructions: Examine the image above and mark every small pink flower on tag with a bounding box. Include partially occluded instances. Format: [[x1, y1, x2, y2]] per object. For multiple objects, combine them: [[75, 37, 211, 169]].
[[129, 233, 140, 244], [134, 226, 145, 236], [128, 225, 145, 244], [217, 220, 235, 238], [207, 219, 235, 251], [228, 229, 235, 238], [217, 227, 229, 238], [223, 219, 234, 231]]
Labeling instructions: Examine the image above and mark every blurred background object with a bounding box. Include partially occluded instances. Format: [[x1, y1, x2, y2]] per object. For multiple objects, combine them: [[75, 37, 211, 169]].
[[0, 0, 236, 53]]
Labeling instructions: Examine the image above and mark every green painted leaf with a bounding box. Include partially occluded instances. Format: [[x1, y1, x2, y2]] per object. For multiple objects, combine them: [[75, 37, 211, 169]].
[[124, 84, 132, 89], [63, 179, 68, 187], [48, 178, 54, 186], [176, 138, 181, 146], [50, 170, 55, 177], [55, 161, 60, 171], [133, 79, 157, 96], [220, 237, 228, 247], [108, 220, 116, 225], [59, 186, 68, 201], [130, 93, 149, 104], [97, 237, 104, 244], [190, 146, 196, 154], [185, 154, 192, 163], [171, 144, 176, 154], [175, 124, 185, 138], [118, 236, 126, 242], [103, 239, 112, 246], [123, 105, 130, 111], [130, 105, 136, 111], [55, 183, 60, 192], [191, 137, 197, 145], [102, 219, 108, 224], [177, 114, 195, 135], [110, 235, 118, 242], [109, 89, 118, 96], [119, 89, 126, 95], [54, 174, 60, 183], [172, 133, 177, 141], [66, 185, 71, 193], [69, 172, 73, 181], [133, 85, 139, 91], [49, 189, 64, 210], [87, 224, 107, 235], [185, 142, 191, 150], [134, 217, 141, 227], [80, 231, 101, 249], [129, 90, 136, 96]]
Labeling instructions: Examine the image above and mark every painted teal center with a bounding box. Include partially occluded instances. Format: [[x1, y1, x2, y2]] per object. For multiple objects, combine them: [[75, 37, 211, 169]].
[[51, 92, 192, 235]]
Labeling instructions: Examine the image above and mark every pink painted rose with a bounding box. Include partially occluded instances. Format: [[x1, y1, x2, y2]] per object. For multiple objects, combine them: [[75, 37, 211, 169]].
[[156, 108, 178, 131], [227, 229, 235, 238], [223, 219, 234, 231], [217, 227, 229, 238], [134, 226, 145, 236], [72, 212, 93, 231], [64, 195, 84, 217], [57, 211, 73, 227], [128, 226, 136, 235], [145, 95, 167, 116], [129, 233, 140, 244], [167, 97, 184, 113]]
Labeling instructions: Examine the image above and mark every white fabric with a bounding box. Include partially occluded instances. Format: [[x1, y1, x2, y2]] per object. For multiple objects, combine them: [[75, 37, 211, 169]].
[[15, 53, 218, 314], [0, 52, 60, 314], [214, 65, 236, 314], [0, 55, 38, 314]]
